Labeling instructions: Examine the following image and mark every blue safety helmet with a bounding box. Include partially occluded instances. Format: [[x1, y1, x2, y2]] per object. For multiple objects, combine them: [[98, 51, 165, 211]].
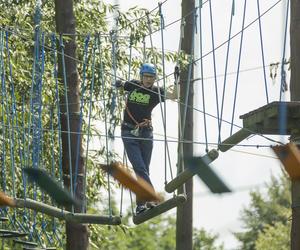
[[139, 63, 156, 76]]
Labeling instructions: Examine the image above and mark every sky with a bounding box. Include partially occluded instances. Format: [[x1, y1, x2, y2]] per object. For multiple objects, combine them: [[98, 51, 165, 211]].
[[103, 0, 290, 249]]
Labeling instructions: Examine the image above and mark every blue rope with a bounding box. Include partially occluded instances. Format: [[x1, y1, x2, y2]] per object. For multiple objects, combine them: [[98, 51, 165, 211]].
[[158, 2, 168, 184], [74, 34, 90, 195], [5, 31, 16, 198], [199, 1, 209, 152], [279, 0, 289, 101], [31, 3, 44, 171], [257, 0, 269, 104], [0, 30, 7, 193], [120, 35, 134, 217], [230, 0, 247, 136], [109, 30, 118, 139], [98, 34, 112, 217], [218, 0, 235, 145], [82, 35, 96, 213], [279, 0, 290, 136], [51, 33, 63, 186], [208, 0, 221, 142], [60, 35, 74, 202]]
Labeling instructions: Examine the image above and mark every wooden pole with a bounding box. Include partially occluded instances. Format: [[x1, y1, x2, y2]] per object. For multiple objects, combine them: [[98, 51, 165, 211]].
[[54, 1, 88, 249], [176, 1, 195, 249], [290, 1, 300, 249]]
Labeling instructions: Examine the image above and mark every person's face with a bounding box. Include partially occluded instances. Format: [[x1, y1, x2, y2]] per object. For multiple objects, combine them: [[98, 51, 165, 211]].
[[142, 73, 156, 88]]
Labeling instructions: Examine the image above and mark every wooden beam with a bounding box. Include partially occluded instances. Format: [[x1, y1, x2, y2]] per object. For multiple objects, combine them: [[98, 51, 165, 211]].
[[100, 162, 163, 202], [23, 167, 80, 207], [13, 239, 38, 247], [0, 191, 16, 207], [165, 149, 219, 193], [0, 229, 28, 238], [133, 194, 186, 225], [14, 198, 121, 225], [186, 155, 231, 194], [218, 128, 251, 152], [272, 142, 300, 179]]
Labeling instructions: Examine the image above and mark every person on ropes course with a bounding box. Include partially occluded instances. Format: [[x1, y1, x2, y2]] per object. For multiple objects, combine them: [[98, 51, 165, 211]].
[[115, 62, 178, 214]]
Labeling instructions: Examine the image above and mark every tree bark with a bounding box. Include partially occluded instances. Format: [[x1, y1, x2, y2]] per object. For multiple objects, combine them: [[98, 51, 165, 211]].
[[176, 0, 195, 249], [54, 1, 89, 249], [290, 1, 300, 249]]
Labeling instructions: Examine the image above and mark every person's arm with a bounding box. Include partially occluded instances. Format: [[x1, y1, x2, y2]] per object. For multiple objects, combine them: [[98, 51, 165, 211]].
[[115, 79, 139, 91], [165, 85, 179, 100]]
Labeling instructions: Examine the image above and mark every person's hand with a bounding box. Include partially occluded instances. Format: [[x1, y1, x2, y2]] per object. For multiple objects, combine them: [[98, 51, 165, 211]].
[[115, 80, 123, 88], [174, 66, 180, 85]]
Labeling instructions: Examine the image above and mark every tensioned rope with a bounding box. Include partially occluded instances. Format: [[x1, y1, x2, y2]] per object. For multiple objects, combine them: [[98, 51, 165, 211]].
[[198, 0, 209, 152], [208, 0, 221, 144], [218, 0, 235, 146], [230, 0, 247, 136], [278, 0, 290, 137], [1, 0, 283, 105], [0, 120, 279, 149], [1, 0, 286, 158], [257, 0, 269, 104]]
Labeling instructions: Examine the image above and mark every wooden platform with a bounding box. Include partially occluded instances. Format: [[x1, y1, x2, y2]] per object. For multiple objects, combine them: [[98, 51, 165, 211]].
[[272, 143, 300, 180], [100, 162, 162, 202], [240, 101, 300, 135]]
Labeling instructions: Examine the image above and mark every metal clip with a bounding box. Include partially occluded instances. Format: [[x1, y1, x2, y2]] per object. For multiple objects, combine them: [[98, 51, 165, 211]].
[[130, 127, 140, 137]]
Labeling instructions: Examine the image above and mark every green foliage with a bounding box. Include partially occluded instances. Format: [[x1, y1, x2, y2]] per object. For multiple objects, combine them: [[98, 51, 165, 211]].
[[193, 229, 224, 250], [89, 208, 223, 250], [0, 0, 189, 249], [255, 222, 290, 250], [235, 175, 291, 250]]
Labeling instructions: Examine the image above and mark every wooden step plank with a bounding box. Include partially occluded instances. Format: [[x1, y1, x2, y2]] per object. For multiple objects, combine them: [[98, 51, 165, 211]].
[[0, 191, 16, 207], [23, 167, 80, 207], [100, 162, 162, 202], [23, 248, 56, 250], [0, 217, 9, 222], [0, 229, 28, 238], [165, 149, 219, 193], [186, 155, 231, 194], [218, 128, 252, 152], [133, 194, 186, 225], [272, 143, 300, 180], [13, 239, 38, 247]]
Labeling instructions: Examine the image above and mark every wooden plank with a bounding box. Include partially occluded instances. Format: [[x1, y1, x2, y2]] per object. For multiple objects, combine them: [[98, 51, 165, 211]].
[[23, 248, 56, 250], [0, 229, 28, 238], [218, 128, 252, 152], [23, 167, 80, 207], [0, 217, 8, 222], [0, 191, 16, 207], [186, 155, 231, 194], [165, 149, 219, 193], [14, 198, 121, 225], [272, 143, 300, 180], [13, 240, 38, 247], [133, 194, 186, 225], [100, 162, 162, 202]]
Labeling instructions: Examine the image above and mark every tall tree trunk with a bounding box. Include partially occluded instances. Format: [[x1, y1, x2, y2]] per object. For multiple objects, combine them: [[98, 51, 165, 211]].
[[290, 1, 300, 249], [176, 0, 195, 249], [54, 1, 89, 249]]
